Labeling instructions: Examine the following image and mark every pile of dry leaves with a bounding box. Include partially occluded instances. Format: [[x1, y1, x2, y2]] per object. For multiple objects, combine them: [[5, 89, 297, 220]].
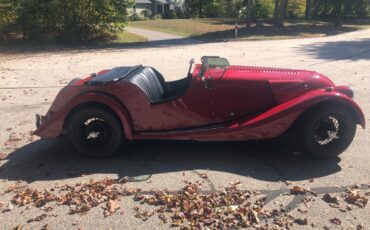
[[5, 179, 369, 229], [322, 187, 369, 210], [133, 181, 266, 229], [11, 178, 126, 217], [7, 179, 293, 228]]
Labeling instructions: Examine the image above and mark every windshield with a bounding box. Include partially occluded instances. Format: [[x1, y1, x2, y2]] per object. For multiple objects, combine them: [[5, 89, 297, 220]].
[[201, 56, 230, 69]]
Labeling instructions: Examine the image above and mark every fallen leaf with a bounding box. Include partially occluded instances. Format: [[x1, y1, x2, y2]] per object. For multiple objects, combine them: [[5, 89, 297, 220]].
[[43, 206, 53, 212], [290, 186, 306, 195], [0, 152, 7, 160], [344, 188, 368, 208], [27, 214, 47, 223], [158, 213, 167, 223], [294, 218, 308, 225], [297, 208, 308, 214], [13, 224, 22, 230], [330, 217, 341, 225], [103, 199, 120, 217], [323, 193, 340, 205], [199, 173, 208, 179], [2, 202, 13, 212]]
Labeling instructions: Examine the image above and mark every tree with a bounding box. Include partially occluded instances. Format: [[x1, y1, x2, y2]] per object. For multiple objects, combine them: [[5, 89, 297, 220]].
[[0, 0, 132, 41], [305, 0, 311, 18], [333, 0, 343, 26], [199, 0, 203, 17], [246, 0, 252, 27], [282, 0, 288, 18], [226, 0, 232, 17], [273, 0, 283, 26]]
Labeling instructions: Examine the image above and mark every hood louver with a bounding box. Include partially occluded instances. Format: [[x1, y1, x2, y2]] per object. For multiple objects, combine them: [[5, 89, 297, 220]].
[[229, 66, 299, 75]]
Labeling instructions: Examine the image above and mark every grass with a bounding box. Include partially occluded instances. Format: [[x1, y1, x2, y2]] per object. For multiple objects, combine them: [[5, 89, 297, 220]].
[[0, 31, 148, 54], [130, 18, 370, 41], [130, 18, 239, 37], [110, 31, 147, 44]]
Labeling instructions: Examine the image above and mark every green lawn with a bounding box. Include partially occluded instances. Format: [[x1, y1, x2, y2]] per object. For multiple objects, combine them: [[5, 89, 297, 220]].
[[110, 31, 148, 44], [0, 31, 148, 53], [130, 18, 239, 37], [130, 18, 370, 41]]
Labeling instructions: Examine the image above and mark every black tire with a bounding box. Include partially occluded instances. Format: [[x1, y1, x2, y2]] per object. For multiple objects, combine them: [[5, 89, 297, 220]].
[[68, 107, 123, 158], [297, 104, 356, 159]]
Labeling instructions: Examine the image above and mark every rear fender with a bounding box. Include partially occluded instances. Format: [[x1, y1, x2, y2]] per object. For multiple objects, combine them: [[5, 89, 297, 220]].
[[34, 92, 134, 139]]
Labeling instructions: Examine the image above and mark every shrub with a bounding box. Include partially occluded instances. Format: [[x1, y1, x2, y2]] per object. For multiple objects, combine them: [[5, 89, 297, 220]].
[[152, 14, 163, 20], [141, 9, 152, 18], [164, 10, 177, 19], [130, 13, 144, 21], [175, 10, 187, 19]]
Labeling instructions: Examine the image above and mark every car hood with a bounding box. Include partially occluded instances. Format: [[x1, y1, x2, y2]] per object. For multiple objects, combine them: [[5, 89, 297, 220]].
[[223, 65, 335, 103]]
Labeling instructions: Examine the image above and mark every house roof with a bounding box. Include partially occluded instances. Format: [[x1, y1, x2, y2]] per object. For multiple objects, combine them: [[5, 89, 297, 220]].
[[136, 0, 152, 4], [152, 0, 168, 4], [135, 0, 171, 5]]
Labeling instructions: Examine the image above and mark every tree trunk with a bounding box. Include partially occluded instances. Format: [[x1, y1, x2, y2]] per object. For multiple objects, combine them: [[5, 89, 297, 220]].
[[273, 0, 282, 26], [282, 0, 288, 19], [305, 0, 311, 19], [246, 0, 252, 27], [198, 0, 202, 18], [227, 0, 231, 18], [334, 0, 342, 26]]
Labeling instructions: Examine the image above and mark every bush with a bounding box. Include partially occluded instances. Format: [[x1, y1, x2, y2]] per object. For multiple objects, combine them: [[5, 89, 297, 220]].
[[152, 14, 163, 20], [175, 10, 187, 19], [164, 10, 177, 19], [141, 9, 152, 18], [130, 13, 144, 21], [286, 0, 306, 18], [255, 0, 275, 18]]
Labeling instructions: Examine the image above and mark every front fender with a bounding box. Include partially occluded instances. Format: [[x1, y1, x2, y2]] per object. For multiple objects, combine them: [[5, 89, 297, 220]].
[[229, 89, 365, 131], [34, 92, 134, 139]]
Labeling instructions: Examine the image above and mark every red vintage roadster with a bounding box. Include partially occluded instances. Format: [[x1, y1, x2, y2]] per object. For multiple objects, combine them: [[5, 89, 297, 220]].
[[34, 56, 365, 158]]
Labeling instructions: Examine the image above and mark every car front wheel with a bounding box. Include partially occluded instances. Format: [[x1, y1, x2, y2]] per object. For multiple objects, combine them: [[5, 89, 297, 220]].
[[68, 107, 123, 158], [298, 104, 357, 158]]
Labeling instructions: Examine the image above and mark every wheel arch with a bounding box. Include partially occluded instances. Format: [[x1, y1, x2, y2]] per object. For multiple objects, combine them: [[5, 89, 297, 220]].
[[62, 97, 134, 140], [292, 99, 365, 129]]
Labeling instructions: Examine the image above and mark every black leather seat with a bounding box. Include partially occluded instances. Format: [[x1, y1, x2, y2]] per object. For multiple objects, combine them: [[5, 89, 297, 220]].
[[125, 67, 168, 103]]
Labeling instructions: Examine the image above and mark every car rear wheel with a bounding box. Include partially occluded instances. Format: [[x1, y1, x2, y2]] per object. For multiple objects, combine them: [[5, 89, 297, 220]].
[[298, 104, 356, 158], [68, 107, 123, 158]]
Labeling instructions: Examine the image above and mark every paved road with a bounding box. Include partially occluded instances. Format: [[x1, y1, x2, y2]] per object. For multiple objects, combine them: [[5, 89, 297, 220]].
[[0, 29, 370, 229], [126, 27, 183, 41]]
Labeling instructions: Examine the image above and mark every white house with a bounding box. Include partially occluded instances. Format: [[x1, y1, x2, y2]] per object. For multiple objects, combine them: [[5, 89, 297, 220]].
[[130, 0, 185, 16]]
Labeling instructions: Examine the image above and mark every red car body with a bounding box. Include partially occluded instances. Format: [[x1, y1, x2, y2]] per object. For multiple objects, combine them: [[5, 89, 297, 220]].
[[34, 58, 365, 144]]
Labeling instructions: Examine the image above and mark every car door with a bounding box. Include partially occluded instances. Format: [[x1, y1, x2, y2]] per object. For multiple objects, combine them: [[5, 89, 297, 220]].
[[205, 68, 276, 122]]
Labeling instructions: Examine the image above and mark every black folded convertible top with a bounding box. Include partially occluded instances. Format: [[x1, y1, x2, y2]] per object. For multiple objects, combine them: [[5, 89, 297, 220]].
[[85, 65, 142, 85]]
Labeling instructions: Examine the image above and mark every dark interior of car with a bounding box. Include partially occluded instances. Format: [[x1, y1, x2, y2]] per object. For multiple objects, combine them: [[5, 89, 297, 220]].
[[124, 67, 191, 103]]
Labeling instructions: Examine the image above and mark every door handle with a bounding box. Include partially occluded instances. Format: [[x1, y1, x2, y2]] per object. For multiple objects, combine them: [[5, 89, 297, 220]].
[[200, 75, 212, 89]]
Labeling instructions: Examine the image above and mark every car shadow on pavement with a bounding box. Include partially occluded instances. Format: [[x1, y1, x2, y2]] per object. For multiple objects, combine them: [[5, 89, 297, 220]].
[[0, 137, 341, 183]]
